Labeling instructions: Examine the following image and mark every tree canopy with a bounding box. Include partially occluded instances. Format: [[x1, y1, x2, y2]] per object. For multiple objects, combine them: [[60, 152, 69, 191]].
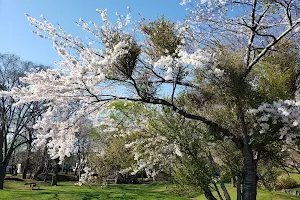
[[1, 0, 300, 199]]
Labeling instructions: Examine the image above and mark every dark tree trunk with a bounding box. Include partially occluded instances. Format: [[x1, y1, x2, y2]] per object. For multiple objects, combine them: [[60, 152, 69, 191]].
[[203, 186, 217, 200], [0, 174, 4, 190], [11, 154, 15, 176], [74, 164, 78, 177], [22, 162, 28, 179], [0, 167, 5, 190], [213, 182, 224, 200], [44, 159, 50, 182], [33, 166, 42, 180], [141, 169, 143, 183], [231, 176, 236, 187], [236, 174, 242, 200], [22, 149, 30, 179], [0, 127, 4, 190], [168, 166, 172, 182], [237, 103, 257, 200], [51, 158, 59, 186], [33, 143, 48, 180], [22, 131, 32, 179], [241, 144, 257, 200], [0, 137, 16, 190], [33, 160, 46, 180]]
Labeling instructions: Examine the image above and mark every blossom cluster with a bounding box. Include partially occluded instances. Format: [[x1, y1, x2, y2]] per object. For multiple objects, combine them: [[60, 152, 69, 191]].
[[250, 100, 300, 142], [76, 167, 96, 186], [124, 135, 180, 178]]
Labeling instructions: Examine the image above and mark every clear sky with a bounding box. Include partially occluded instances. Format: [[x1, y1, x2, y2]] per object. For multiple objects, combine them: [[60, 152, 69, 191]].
[[0, 0, 185, 66]]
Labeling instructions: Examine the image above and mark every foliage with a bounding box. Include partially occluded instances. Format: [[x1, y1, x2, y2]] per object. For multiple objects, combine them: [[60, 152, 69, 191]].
[[250, 40, 300, 103], [141, 16, 183, 58], [86, 135, 134, 182], [211, 140, 243, 181], [257, 165, 282, 190], [274, 176, 298, 190]]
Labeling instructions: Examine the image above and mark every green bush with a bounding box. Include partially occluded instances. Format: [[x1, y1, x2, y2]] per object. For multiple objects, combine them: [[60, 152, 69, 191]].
[[275, 176, 298, 190], [257, 166, 281, 190], [220, 170, 232, 183]]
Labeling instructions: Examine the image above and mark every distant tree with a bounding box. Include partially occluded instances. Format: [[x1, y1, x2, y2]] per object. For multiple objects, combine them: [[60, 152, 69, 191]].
[[0, 53, 47, 189]]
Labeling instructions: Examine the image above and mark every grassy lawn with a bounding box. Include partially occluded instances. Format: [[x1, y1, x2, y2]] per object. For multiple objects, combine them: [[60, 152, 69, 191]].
[[196, 184, 300, 200], [196, 173, 300, 200], [1, 180, 187, 200], [1, 179, 300, 200]]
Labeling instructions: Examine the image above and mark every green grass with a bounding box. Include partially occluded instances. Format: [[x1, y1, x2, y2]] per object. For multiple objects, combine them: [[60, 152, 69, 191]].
[[1, 181, 187, 200], [1, 180, 300, 200], [195, 184, 300, 200], [282, 172, 300, 183], [280, 172, 300, 192]]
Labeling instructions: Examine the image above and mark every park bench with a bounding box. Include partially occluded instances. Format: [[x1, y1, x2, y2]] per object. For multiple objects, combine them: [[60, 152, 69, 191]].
[[105, 178, 118, 184]]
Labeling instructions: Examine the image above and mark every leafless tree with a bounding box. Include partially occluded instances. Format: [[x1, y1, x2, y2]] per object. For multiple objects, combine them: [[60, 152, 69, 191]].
[[0, 53, 47, 189]]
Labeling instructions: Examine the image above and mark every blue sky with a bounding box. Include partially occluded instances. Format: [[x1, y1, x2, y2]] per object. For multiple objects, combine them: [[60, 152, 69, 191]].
[[0, 0, 185, 66]]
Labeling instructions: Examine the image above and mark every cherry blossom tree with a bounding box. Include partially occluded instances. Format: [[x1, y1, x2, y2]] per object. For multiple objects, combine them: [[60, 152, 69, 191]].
[[2, 0, 300, 199]]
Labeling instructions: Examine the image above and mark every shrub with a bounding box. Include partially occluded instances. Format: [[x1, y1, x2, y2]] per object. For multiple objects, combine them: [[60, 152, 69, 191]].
[[220, 170, 232, 183], [275, 176, 298, 190], [257, 166, 281, 190]]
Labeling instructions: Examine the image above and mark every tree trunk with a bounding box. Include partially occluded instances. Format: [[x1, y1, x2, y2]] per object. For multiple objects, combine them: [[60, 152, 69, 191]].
[[207, 152, 231, 200], [33, 160, 46, 180], [141, 169, 143, 183], [237, 103, 257, 200], [44, 160, 50, 182], [0, 137, 17, 190], [0, 128, 4, 190], [22, 161, 29, 179], [33, 143, 48, 180], [236, 174, 242, 200], [169, 166, 172, 182], [23, 132, 32, 179], [242, 144, 257, 200], [203, 186, 217, 200], [213, 182, 224, 200], [11, 154, 15, 176], [231, 176, 236, 187], [22, 149, 30, 179], [0, 167, 5, 190], [115, 171, 118, 184], [51, 159, 59, 186]]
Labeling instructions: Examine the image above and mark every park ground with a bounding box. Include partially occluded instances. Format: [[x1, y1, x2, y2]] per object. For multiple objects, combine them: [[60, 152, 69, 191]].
[[1, 178, 300, 200]]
